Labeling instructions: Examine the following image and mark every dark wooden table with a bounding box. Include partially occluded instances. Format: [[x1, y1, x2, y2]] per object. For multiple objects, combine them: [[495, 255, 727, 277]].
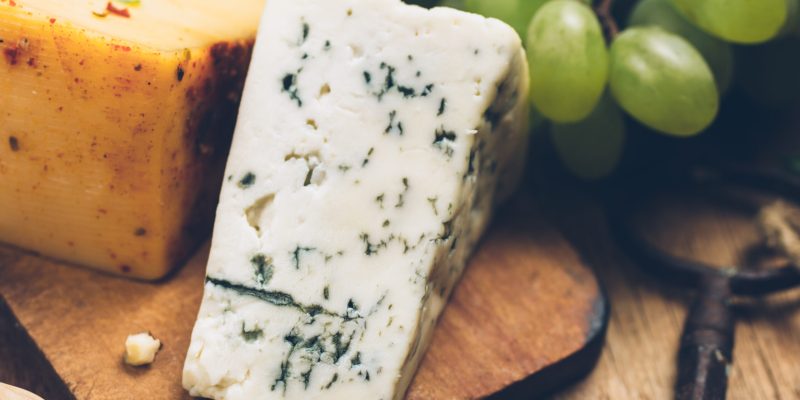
[[553, 100, 800, 399], [553, 192, 800, 400]]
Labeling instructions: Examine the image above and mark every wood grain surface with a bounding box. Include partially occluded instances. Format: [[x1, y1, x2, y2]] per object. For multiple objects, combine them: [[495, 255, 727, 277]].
[[551, 189, 800, 400], [0, 192, 606, 400], [546, 102, 800, 399]]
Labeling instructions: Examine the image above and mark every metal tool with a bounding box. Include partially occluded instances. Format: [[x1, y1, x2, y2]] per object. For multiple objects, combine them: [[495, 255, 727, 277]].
[[607, 165, 800, 400]]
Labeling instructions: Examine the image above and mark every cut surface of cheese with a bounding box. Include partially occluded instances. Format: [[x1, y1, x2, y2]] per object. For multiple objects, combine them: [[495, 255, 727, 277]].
[[183, 0, 529, 399], [124, 332, 162, 366], [0, 0, 265, 279]]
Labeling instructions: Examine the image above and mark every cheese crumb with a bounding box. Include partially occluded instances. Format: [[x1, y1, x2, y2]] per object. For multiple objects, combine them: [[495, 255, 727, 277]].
[[124, 332, 161, 366]]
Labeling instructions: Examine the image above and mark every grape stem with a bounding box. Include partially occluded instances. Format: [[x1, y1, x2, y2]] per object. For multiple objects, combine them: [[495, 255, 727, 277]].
[[594, 0, 619, 42]]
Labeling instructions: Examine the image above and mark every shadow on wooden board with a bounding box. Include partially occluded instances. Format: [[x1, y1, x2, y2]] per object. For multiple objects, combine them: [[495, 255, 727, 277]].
[[0, 297, 75, 400]]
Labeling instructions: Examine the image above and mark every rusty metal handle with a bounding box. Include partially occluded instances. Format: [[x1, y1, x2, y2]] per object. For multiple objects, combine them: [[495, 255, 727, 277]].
[[675, 275, 735, 400]]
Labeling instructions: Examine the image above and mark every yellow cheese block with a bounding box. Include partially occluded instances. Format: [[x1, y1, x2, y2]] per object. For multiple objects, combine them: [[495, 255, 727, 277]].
[[0, 0, 265, 280]]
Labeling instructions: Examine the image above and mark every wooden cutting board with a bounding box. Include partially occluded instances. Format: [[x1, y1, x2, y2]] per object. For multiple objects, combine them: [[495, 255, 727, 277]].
[[0, 192, 607, 400]]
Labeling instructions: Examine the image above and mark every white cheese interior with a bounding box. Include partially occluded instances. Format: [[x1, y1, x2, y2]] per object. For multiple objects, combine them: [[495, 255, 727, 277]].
[[0, 384, 45, 400], [124, 333, 161, 366], [183, 0, 529, 399]]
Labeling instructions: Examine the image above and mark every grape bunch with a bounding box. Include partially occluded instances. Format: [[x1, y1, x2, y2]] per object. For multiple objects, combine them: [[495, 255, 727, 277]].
[[412, 0, 800, 179]]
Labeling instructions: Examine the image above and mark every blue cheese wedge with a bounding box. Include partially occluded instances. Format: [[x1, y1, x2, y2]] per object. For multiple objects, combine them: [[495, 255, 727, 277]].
[[183, 0, 529, 399]]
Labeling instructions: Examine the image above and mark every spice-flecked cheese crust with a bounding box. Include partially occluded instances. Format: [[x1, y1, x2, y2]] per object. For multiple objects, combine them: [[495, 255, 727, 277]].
[[0, 0, 263, 279], [183, 0, 529, 398]]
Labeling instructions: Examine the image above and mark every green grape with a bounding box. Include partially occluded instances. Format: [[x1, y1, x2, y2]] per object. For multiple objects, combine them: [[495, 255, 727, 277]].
[[609, 27, 718, 136], [439, 0, 464, 8], [551, 94, 625, 180], [629, 0, 733, 93], [737, 37, 800, 108], [527, 0, 609, 123], [463, 0, 546, 38], [671, 0, 788, 44], [461, 0, 590, 39]]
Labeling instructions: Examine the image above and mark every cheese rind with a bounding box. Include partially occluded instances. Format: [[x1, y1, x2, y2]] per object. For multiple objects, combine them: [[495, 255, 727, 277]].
[[183, 0, 529, 398], [0, 0, 263, 279]]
